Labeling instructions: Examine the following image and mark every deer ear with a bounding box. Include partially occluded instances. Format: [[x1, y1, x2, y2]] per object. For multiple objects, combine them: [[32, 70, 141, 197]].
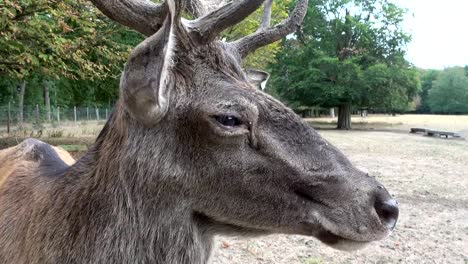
[[120, 0, 180, 127], [246, 69, 270, 90]]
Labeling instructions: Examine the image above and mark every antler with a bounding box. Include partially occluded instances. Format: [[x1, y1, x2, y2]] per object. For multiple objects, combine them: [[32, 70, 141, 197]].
[[90, 0, 308, 58], [232, 0, 309, 58], [89, 0, 264, 39], [189, 0, 266, 43], [259, 0, 273, 31], [89, 0, 168, 36]]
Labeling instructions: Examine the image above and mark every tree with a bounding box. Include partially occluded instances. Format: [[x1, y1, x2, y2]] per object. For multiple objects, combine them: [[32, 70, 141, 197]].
[[269, 0, 419, 129], [428, 67, 468, 114], [363, 62, 420, 113], [0, 0, 135, 79], [417, 69, 439, 113], [0, 0, 143, 117]]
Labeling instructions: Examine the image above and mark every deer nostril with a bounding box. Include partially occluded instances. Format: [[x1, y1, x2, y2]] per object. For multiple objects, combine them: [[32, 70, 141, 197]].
[[374, 198, 399, 230]]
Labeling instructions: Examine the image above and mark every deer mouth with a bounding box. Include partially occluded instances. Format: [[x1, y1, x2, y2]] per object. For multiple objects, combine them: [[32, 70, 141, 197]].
[[315, 229, 370, 251], [298, 210, 390, 251], [298, 212, 392, 251]]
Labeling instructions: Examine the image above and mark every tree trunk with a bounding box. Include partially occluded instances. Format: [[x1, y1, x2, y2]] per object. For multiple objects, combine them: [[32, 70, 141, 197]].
[[7, 101, 11, 134], [337, 103, 352, 130], [18, 81, 26, 127], [74, 106, 77, 124], [35, 104, 40, 125], [43, 82, 51, 122], [361, 109, 368, 117], [56, 107, 60, 124]]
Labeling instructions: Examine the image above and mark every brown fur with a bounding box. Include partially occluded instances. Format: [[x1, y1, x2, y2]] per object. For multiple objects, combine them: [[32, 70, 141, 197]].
[[0, 142, 75, 187]]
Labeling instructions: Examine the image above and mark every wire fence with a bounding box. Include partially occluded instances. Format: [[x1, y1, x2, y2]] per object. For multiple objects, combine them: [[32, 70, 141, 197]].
[[0, 104, 112, 133]]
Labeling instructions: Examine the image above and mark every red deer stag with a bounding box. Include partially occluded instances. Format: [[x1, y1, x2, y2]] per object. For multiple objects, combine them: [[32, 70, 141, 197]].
[[0, 0, 399, 263]]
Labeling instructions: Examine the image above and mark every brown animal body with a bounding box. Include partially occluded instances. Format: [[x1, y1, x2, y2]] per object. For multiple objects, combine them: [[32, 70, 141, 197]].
[[0, 140, 75, 187], [0, 0, 399, 263]]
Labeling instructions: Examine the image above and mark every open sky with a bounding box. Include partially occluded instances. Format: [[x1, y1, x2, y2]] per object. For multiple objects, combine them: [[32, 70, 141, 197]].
[[394, 0, 468, 69]]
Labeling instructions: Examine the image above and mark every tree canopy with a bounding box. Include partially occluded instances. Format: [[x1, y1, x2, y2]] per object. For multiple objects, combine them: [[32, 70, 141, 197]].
[[427, 67, 468, 114], [269, 0, 420, 129], [0, 0, 143, 108], [0, 0, 140, 80]]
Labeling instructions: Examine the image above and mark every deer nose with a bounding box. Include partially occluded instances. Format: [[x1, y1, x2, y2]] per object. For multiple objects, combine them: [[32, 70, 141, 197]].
[[374, 187, 399, 230]]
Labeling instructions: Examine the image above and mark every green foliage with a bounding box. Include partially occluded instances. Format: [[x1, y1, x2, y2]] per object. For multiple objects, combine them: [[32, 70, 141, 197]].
[[0, 0, 139, 80], [270, 0, 419, 117], [417, 69, 439, 113], [300, 256, 324, 264], [428, 67, 468, 113], [363, 63, 420, 112], [269, 46, 363, 108], [0, 0, 144, 109], [58, 144, 88, 152]]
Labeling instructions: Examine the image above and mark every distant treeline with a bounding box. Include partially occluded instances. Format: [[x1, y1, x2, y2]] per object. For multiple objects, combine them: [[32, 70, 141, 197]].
[[415, 66, 468, 114]]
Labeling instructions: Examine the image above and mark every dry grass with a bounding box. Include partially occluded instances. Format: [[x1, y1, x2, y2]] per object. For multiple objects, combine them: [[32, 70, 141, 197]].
[[307, 114, 468, 135], [0, 120, 105, 138], [0, 121, 102, 149], [2, 114, 467, 141]]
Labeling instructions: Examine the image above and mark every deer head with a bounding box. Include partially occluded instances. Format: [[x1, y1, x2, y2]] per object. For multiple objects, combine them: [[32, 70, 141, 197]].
[[90, 0, 398, 251]]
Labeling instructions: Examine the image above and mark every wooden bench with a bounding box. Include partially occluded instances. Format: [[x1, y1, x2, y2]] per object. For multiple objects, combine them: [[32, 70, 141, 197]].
[[410, 128, 461, 138], [410, 128, 427, 134]]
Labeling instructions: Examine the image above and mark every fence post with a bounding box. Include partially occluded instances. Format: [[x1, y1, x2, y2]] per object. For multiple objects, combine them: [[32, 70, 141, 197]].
[[86, 107, 89, 121], [57, 107, 60, 125], [35, 104, 40, 124], [7, 101, 11, 134], [105, 108, 108, 120], [95, 107, 99, 121], [74, 106, 77, 124], [44, 82, 51, 122], [18, 81, 26, 127]]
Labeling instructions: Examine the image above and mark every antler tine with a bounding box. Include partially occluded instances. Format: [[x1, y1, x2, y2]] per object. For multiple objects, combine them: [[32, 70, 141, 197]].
[[185, 0, 214, 18], [258, 0, 273, 32], [189, 0, 266, 43], [232, 0, 309, 58], [90, 0, 169, 36]]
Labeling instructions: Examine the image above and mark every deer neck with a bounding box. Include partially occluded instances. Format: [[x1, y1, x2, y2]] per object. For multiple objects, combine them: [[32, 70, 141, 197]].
[[62, 111, 213, 263]]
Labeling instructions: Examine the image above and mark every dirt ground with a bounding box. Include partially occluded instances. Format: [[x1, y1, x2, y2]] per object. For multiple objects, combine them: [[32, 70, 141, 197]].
[[306, 114, 468, 138], [211, 131, 468, 264]]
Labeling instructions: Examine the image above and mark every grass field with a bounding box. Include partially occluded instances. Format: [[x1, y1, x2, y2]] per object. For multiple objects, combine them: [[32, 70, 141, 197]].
[[1, 114, 467, 148], [307, 114, 468, 135], [0, 114, 467, 263], [0, 121, 103, 149]]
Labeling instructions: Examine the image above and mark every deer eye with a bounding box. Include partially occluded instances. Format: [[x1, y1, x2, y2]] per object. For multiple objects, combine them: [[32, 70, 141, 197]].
[[214, 115, 242, 127]]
